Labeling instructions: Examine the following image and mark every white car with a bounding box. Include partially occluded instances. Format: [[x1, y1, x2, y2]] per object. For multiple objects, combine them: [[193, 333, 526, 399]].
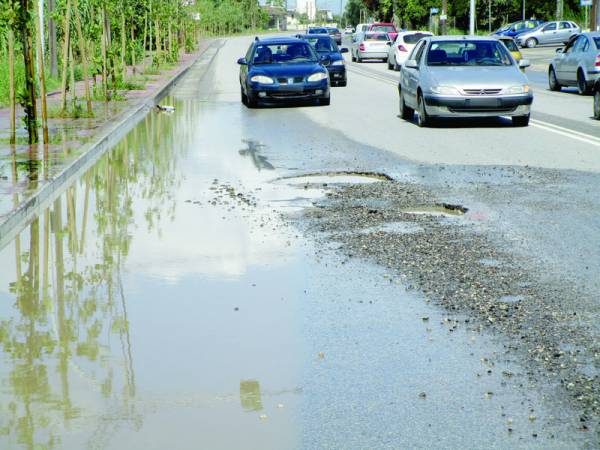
[[387, 31, 433, 70], [344, 25, 355, 34]]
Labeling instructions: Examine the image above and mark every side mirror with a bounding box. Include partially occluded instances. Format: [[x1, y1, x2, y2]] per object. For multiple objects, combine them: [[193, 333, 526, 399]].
[[518, 59, 530, 69], [340, 47, 349, 53], [320, 55, 331, 66], [555, 47, 563, 54], [237, 57, 248, 65], [386, 41, 392, 46], [404, 59, 419, 69]]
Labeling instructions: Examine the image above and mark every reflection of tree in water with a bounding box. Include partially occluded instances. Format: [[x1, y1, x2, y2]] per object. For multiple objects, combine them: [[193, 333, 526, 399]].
[[239, 140, 275, 171], [0, 102, 189, 449]]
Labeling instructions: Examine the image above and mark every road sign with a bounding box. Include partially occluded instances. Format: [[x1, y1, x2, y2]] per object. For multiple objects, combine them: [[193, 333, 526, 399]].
[[430, 7, 439, 14], [440, 14, 448, 20], [581, 0, 592, 6]]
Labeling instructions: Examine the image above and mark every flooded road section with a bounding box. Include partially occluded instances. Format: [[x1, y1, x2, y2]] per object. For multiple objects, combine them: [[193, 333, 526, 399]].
[[0, 38, 589, 449]]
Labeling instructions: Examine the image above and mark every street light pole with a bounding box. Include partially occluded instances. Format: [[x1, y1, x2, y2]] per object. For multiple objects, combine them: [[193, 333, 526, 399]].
[[522, 0, 525, 20], [469, 0, 475, 34]]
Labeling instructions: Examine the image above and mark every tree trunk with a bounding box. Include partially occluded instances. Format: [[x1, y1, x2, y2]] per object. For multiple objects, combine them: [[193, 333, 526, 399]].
[[69, 43, 76, 104], [35, 0, 49, 144], [101, 8, 108, 99], [60, 0, 72, 112], [131, 25, 136, 75], [8, 27, 16, 145], [121, 11, 127, 81], [19, 0, 39, 144], [48, 0, 58, 77], [73, 0, 93, 115], [155, 19, 161, 65]]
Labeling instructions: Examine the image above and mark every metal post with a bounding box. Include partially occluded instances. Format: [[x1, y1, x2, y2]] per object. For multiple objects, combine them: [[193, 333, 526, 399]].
[[470, 0, 475, 34], [522, 0, 525, 20], [441, 0, 447, 34], [488, 0, 491, 33]]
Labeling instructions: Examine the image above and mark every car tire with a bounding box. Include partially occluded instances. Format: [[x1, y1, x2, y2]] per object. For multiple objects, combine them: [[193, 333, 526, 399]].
[[357, 56, 362, 63], [338, 81, 347, 87], [388, 59, 394, 70], [594, 87, 600, 120], [525, 38, 537, 48], [577, 70, 591, 95], [399, 90, 414, 121], [351, 52, 356, 62], [512, 114, 530, 127], [548, 67, 561, 91], [320, 95, 331, 106], [394, 61, 400, 71], [417, 93, 430, 128], [241, 87, 248, 105], [247, 92, 258, 108]]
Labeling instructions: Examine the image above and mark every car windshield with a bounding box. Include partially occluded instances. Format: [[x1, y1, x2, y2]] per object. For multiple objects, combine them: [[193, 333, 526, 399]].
[[594, 37, 600, 49], [327, 28, 340, 34], [403, 33, 430, 44], [501, 39, 519, 52], [427, 41, 513, 66], [371, 25, 395, 32], [252, 43, 318, 64], [305, 37, 338, 53], [365, 33, 389, 41]]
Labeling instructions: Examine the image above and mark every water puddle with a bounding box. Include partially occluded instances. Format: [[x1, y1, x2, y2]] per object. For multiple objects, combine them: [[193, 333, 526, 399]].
[[401, 203, 468, 217]]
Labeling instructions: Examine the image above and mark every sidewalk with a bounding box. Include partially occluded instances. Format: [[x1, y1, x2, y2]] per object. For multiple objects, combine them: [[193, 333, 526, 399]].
[[0, 39, 217, 243]]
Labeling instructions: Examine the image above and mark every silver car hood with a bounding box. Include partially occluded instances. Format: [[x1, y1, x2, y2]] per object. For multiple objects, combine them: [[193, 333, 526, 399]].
[[428, 66, 527, 88]]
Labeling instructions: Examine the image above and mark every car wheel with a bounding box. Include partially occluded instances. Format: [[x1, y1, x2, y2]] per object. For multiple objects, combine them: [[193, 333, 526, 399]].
[[594, 87, 600, 120], [388, 59, 394, 70], [577, 70, 591, 95], [338, 81, 347, 87], [512, 114, 530, 127], [351, 53, 356, 62], [548, 67, 561, 91], [241, 87, 248, 105], [394, 61, 400, 71], [246, 92, 258, 108], [357, 56, 362, 63], [399, 90, 414, 121], [525, 38, 537, 48], [417, 93, 430, 128], [320, 95, 331, 106]]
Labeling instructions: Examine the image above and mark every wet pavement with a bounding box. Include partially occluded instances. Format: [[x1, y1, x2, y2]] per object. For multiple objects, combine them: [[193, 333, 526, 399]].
[[1, 36, 600, 449]]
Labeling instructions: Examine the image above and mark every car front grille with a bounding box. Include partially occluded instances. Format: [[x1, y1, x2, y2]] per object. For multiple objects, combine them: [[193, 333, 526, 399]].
[[449, 107, 516, 114], [277, 77, 305, 84], [463, 88, 503, 95]]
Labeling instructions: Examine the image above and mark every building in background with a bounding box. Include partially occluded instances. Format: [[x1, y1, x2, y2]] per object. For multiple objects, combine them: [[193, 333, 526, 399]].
[[296, 0, 317, 20]]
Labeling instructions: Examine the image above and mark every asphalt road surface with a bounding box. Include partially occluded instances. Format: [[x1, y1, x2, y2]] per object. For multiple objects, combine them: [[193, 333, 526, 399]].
[[0, 35, 599, 450]]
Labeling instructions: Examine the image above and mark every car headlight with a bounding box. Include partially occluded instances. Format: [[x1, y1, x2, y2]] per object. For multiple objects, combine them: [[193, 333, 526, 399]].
[[505, 85, 530, 94], [307, 72, 328, 82], [330, 60, 345, 66], [250, 75, 274, 84], [430, 85, 459, 95]]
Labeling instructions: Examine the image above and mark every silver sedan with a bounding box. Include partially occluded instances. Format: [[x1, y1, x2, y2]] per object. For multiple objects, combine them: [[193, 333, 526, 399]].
[[398, 36, 533, 127], [517, 21, 580, 48], [549, 32, 600, 95]]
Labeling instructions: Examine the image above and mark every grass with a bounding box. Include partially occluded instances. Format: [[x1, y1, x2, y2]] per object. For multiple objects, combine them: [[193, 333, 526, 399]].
[[47, 102, 95, 119]]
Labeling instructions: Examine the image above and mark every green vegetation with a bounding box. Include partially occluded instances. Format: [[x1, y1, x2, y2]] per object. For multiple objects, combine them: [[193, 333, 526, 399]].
[[344, 0, 593, 34]]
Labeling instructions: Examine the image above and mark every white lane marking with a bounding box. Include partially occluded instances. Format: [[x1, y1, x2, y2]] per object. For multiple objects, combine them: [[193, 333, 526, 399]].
[[531, 120, 600, 147]]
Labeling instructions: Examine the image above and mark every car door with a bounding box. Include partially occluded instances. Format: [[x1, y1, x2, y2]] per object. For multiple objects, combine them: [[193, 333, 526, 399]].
[[539, 22, 558, 44], [558, 22, 576, 44], [560, 36, 584, 83], [403, 40, 427, 107]]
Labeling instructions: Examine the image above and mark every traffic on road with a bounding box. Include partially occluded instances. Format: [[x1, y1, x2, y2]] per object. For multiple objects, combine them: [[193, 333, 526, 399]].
[[238, 24, 600, 122]]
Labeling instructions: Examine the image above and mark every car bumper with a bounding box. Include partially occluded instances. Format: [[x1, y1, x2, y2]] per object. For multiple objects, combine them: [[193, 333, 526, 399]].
[[327, 66, 346, 82], [423, 94, 533, 117], [358, 51, 388, 59], [248, 82, 330, 101]]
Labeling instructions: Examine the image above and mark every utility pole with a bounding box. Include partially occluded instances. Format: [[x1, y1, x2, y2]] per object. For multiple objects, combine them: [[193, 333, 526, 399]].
[[488, 0, 491, 33], [556, 0, 563, 20], [522, 0, 525, 20], [440, 0, 447, 34], [469, 0, 475, 34]]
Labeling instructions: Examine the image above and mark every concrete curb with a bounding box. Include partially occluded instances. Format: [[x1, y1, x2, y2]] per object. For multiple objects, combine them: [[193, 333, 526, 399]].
[[0, 40, 219, 249]]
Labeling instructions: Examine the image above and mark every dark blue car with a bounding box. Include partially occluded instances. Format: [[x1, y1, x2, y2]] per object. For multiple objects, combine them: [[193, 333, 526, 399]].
[[237, 37, 331, 107], [296, 34, 348, 87], [492, 20, 543, 38]]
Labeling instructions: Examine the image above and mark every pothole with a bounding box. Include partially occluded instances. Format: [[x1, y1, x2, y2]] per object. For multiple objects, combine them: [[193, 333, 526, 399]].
[[400, 203, 468, 217], [275, 171, 393, 185]]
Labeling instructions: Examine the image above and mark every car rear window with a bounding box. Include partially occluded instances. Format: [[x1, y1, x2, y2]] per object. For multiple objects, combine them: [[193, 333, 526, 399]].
[[308, 28, 328, 34], [427, 40, 513, 66], [403, 33, 431, 44], [371, 25, 396, 32], [328, 28, 340, 33], [365, 33, 390, 41]]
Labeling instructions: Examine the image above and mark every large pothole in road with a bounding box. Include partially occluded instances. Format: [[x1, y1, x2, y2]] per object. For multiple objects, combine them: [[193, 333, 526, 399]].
[[400, 203, 468, 217], [275, 171, 393, 186]]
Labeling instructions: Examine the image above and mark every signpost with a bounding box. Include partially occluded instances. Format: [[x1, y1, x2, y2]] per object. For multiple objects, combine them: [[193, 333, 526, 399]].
[[582, 0, 592, 30]]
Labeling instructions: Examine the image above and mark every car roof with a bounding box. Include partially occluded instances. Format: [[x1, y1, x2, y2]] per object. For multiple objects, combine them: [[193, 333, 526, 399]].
[[428, 35, 504, 42], [583, 31, 600, 37], [398, 30, 432, 36], [255, 37, 307, 45], [296, 34, 332, 39]]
